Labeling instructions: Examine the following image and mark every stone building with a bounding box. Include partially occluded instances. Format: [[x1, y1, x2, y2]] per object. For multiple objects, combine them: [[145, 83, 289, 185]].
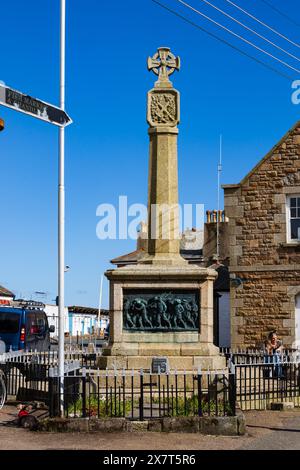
[[223, 120, 300, 349]]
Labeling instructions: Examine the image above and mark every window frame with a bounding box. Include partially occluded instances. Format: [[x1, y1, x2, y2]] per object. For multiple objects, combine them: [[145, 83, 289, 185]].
[[286, 194, 300, 243]]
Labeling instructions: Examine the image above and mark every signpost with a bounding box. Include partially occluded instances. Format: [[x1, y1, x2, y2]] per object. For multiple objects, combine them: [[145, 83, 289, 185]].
[[0, 0, 70, 416], [0, 83, 71, 127]]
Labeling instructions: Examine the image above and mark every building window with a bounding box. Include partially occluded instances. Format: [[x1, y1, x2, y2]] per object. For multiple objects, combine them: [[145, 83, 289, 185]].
[[287, 196, 300, 242]]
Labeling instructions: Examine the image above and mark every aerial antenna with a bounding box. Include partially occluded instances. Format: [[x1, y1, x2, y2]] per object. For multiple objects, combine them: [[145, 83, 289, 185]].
[[217, 134, 222, 261]]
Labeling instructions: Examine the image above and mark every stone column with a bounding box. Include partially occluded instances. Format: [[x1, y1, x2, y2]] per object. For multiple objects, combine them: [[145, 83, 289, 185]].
[[141, 47, 185, 266]]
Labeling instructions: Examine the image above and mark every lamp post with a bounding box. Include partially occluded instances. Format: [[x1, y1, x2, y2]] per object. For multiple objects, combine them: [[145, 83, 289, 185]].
[[0, 2, 69, 417], [58, 0, 66, 415]]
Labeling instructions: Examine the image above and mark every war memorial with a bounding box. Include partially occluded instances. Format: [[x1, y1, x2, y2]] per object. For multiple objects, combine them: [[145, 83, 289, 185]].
[[100, 48, 224, 371]]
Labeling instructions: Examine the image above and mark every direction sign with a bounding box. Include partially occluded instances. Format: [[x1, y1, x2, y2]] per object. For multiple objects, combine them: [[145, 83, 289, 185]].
[[0, 83, 72, 127]]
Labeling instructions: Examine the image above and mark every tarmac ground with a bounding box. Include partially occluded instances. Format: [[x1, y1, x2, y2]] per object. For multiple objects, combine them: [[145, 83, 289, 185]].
[[0, 405, 299, 450]]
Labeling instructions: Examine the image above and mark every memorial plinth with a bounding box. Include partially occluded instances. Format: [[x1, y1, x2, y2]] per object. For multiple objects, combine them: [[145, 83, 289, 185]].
[[100, 47, 224, 370]]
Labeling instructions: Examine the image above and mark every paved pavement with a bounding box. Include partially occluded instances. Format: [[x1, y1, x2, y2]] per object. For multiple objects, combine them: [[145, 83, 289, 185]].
[[240, 411, 300, 450], [0, 406, 299, 450]]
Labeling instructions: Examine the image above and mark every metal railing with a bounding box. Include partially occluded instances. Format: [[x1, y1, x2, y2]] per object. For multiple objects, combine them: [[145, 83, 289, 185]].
[[1, 361, 51, 403], [0, 370, 6, 410], [220, 347, 300, 365], [232, 359, 300, 410], [1, 350, 299, 415], [0, 350, 85, 405], [0, 348, 101, 368], [48, 368, 236, 419]]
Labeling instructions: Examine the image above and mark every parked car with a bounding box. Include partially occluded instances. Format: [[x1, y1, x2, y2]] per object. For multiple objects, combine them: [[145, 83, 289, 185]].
[[0, 301, 55, 352]]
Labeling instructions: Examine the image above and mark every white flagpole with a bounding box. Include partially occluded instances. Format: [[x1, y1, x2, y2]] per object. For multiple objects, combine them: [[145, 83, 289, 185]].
[[217, 134, 222, 261], [58, 0, 66, 416]]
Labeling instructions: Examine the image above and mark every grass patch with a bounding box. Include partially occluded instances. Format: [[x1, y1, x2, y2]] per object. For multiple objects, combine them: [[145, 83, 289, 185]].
[[152, 395, 233, 416], [68, 394, 135, 418], [67, 393, 233, 418]]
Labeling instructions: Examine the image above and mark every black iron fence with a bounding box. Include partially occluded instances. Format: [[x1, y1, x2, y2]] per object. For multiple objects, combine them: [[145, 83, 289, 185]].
[[1, 351, 300, 417], [0, 351, 82, 406], [1, 361, 51, 403], [233, 360, 300, 410], [48, 368, 236, 419]]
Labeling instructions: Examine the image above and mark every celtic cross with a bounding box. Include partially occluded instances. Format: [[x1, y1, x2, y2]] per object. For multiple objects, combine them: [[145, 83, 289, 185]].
[[147, 47, 180, 87]]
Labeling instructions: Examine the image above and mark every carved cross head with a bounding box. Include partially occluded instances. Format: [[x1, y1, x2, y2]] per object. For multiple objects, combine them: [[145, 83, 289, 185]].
[[147, 47, 180, 87]]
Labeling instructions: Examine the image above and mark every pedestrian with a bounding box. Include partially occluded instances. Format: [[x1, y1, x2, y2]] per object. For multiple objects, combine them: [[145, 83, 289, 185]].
[[264, 330, 284, 378]]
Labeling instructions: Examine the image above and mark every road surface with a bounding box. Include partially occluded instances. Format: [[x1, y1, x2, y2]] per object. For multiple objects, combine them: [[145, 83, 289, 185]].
[[0, 406, 299, 450]]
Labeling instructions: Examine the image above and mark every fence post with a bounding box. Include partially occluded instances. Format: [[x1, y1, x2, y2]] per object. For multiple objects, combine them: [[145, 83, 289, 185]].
[[139, 369, 144, 421], [228, 361, 236, 416], [197, 368, 203, 417], [49, 373, 54, 417], [49, 367, 59, 417], [82, 367, 87, 418]]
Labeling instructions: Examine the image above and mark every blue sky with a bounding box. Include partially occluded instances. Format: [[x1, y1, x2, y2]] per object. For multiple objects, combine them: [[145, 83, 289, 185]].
[[0, 0, 299, 308]]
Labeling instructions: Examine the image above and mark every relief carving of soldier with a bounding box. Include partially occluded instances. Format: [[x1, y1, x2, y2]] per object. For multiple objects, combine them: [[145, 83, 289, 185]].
[[172, 299, 187, 329], [189, 300, 199, 327], [124, 298, 152, 329], [124, 298, 135, 328], [123, 293, 199, 331], [147, 296, 169, 328], [131, 299, 152, 329], [181, 299, 198, 329]]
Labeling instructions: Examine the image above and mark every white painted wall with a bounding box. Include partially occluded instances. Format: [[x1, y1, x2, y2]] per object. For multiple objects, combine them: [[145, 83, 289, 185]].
[[0, 295, 14, 303], [70, 314, 109, 336], [44, 304, 109, 337], [44, 304, 68, 336], [218, 291, 231, 348]]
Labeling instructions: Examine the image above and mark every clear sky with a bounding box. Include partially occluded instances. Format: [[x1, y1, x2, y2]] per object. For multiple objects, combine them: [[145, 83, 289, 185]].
[[0, 0, 299, 308]]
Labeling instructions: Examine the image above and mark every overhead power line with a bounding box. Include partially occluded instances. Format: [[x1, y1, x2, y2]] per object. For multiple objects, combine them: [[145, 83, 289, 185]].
[[150, 0, 293, 80], [197, 0, 300, 62], [175, 0, 300, 73], [225, 0, 300, 49], [260, 0, 300, 29]]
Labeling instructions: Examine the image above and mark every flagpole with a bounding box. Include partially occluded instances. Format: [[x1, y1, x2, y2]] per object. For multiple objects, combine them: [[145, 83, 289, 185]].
[[58, 0, 66, 416], [217, 134, 222, 261]]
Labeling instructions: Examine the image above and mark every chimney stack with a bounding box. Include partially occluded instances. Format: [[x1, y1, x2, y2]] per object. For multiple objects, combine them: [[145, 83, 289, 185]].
[[206, 209, 226, 223]]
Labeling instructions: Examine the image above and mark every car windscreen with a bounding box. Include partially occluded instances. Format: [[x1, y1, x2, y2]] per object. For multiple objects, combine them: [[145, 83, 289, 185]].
[[0, 312, 20, 334]]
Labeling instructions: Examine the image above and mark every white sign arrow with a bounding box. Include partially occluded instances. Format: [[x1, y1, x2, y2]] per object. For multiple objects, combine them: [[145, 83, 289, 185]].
[[0, 83, 72, 127]]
